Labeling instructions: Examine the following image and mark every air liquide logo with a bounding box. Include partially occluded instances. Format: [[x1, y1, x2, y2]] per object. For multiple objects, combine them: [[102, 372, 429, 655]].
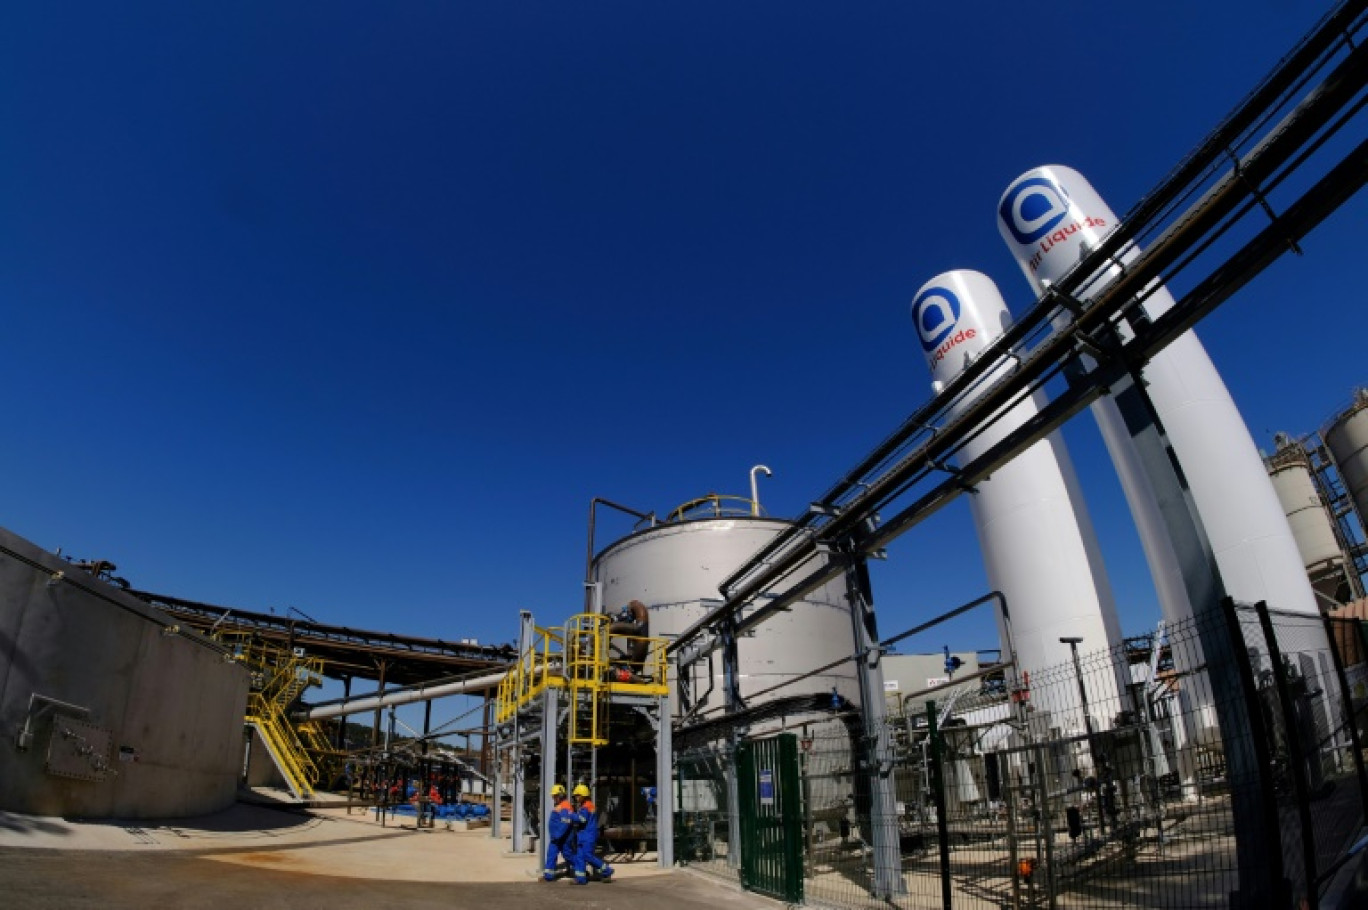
[[999, 176, 1071, 245], [1000, 174, 1109, 275], [913, 286, 976, 368]]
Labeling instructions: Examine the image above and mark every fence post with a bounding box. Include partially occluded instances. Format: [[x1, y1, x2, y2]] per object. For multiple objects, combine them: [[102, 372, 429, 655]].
[[1004, 756, 1022, 910], [1320, 610, 1368, 818], [1220, 597, 1289, 908], [925, 700, 952, 910], [1255, 601, 1320, 908], [1030, 741, 1058, 910]]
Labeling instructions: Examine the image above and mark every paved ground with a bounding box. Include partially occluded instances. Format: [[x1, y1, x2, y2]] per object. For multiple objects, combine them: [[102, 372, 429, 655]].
[[0, 796, 773, 910]]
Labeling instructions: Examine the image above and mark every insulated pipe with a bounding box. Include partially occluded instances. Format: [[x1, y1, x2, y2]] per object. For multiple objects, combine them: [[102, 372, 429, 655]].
[[686, 33, 1368, 654], [300, 670, 508, 721], [749, 465, 772, 516], [715, 6, 1368, 601]]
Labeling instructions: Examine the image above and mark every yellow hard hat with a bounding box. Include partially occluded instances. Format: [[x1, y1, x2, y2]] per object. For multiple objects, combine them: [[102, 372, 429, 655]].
[[572, 784, 590, 798], [550, 784, 566, 797]]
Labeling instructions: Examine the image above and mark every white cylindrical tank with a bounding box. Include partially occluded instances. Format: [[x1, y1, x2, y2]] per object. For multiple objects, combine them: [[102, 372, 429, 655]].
[[1266, 435, 1345, 600], [997, 165, 1320, 620], [911, 270, 1124, 731], [1325, 390, 1368, 531], [592, 513, 859, 722]]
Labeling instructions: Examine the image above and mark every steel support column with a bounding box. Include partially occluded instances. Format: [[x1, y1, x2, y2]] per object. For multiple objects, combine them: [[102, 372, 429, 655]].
[[510, 611, 535, 855], [1108, 373, 1286, 907], [845, 554, 905, 899], [656, 690, 674, 867], [539, 686, 559, 871], [491, 744, 504, 839]]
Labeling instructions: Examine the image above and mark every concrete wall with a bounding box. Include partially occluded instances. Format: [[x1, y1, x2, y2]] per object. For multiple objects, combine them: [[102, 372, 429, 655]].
[[0, 526, 248, 818], [245, 728, 285, 788]]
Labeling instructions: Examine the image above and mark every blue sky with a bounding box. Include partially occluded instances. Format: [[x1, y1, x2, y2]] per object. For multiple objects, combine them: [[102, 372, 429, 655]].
[[3, 0, 1364, 693]]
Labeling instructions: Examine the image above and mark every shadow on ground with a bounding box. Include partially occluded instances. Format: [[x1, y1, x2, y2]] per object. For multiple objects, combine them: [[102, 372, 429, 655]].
[[0, 848, 768, 910]]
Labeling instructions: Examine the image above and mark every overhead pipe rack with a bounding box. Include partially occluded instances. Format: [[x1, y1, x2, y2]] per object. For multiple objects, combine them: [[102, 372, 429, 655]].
[[668, 0, 1368, 656]]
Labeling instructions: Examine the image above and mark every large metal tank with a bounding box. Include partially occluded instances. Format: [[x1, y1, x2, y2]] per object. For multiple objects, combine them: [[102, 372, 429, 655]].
[[1266, 434, 1345, 600], [1325, 390, 1368, 532], [591, 504, 860, 722]]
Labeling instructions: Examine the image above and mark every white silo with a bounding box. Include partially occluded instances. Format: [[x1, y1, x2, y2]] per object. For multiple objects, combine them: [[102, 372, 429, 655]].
[[1266, 434, 1350, 603], [1324, 390, 1368, 537], [997, 165, 1321, 621], [911, 269, 1124, 731], [591, 502, 860, 722]]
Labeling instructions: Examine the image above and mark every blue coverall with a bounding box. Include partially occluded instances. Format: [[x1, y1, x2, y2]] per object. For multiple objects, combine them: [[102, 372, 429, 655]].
[[574, 798, 612, 880], [544, 797, 584, 882]]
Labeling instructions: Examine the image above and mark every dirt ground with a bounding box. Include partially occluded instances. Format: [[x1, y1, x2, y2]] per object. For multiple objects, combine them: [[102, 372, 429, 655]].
[[0, 798, 773, 910], [0, 847, 769, 910]]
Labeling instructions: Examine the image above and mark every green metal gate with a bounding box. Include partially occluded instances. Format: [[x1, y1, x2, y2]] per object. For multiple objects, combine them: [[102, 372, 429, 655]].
[[737, 733, 804, 903]]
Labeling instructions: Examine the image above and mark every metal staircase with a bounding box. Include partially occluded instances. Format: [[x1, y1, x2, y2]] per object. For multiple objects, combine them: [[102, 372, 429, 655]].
[[565, 613, 610, 748], [224, 634, 325, 800]]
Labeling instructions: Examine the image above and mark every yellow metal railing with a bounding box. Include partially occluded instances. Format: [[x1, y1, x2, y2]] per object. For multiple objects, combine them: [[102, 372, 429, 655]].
[[297, 720, 338, 757], [220, 632, 325, 799], [496, 613, 669, 725], [667, 493, 760, 522], [606, 633, 668, 691], [246, 692, 319, 799], [496, 623, 568, 723]]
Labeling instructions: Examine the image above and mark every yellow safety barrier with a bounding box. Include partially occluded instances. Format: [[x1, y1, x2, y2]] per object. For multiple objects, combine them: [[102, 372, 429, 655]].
[[220, 632, 324, 800], [496, 613, 668, 725]]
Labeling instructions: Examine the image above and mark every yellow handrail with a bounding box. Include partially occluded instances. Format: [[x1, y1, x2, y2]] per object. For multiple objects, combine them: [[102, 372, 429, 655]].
[[667, 493, 760, 522], [246, 692, 318, 799], [496, 612, 669, 724]]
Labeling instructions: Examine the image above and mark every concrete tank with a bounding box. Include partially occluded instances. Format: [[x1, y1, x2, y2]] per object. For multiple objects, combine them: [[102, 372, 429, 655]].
[[591, 509, 859, 721], [1266, 435, 1346, 601], [0, 526, 249, 819], [1325, 390, 1368, 533]]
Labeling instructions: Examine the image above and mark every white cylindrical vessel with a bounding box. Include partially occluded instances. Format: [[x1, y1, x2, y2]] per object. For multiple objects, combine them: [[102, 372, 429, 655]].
[[997, 165, 1320, 620], [911, 270, 1124, 731], [1325, 391, 1368, 533], [1267, 436, 1347, 602], [592, 514, 860, 722]]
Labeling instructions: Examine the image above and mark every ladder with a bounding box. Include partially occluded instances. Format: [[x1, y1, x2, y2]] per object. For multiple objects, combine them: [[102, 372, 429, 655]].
[[564, 614, 609, 792]]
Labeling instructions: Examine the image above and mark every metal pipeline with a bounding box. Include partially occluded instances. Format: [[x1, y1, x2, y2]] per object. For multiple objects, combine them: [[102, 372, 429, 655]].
[[584, 497, 656, 613], [686, 27, 1368, 656], [298, 669, 507, 721]]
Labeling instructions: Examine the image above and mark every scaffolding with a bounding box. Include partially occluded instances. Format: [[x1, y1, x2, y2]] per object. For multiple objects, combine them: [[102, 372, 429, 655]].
[[492, 610, 673, 869]]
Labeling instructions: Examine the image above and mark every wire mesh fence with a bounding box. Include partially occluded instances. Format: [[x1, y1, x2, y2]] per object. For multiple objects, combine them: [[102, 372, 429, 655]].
[[672, 599, 1368, 908]]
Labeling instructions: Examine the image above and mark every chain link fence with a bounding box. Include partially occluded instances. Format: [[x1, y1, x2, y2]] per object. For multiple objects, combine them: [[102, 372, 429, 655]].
[[673, 600, 1368, 908]]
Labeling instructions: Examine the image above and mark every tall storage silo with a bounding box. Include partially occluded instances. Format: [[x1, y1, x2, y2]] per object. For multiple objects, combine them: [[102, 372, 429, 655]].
[[1325, 390, 1368, 535], [591, 500, 860, 723], [909, 271, 1124, 699], [997, 164, 1320, 622], [1266, 434, 1348, 603]]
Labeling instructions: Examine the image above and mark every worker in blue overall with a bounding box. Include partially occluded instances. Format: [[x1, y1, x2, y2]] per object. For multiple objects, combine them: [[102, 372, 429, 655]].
[[543, 784, 583, 882], [572, 784, 613, 883]]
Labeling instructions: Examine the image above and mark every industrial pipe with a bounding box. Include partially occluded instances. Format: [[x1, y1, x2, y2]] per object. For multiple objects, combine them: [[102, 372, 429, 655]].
[[300, 670, 506, 721], [749, 465, 772, 516]]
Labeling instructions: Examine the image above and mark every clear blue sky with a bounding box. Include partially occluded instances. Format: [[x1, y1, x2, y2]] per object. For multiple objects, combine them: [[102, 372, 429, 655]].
[[3, 1, 1364, 677]]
